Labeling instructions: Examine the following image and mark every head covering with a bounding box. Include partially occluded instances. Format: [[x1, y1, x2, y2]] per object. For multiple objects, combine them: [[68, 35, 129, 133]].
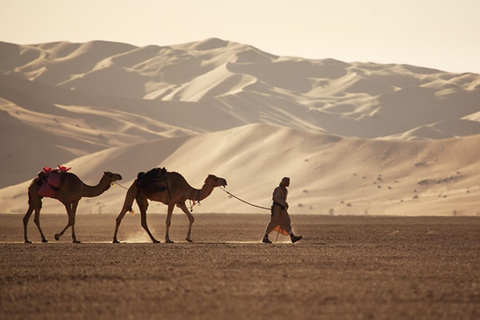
[[281, 177, 290, 184]]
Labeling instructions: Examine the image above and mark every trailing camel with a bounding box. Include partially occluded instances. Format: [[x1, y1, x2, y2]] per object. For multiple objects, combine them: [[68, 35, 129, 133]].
[[23, 169, 122, 243], [113, 168, 227, 243]]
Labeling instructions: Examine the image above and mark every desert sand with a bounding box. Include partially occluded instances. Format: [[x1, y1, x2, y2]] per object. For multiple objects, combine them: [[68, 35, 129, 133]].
[[1, 214, 479, 320], [1, 38, 480, 216]]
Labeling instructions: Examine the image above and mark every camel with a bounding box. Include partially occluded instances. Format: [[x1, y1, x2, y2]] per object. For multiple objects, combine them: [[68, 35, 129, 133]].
[[23, 170, 123, 243], [113, 168, 227, 243]]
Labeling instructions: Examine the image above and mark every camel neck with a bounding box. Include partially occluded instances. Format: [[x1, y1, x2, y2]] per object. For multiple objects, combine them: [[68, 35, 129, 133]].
[[190, 184, 214, 201], [82, 179, 110, 198]]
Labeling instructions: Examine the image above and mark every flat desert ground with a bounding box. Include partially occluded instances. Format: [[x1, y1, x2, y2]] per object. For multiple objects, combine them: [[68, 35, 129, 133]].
[[1, 213, 479, 320]]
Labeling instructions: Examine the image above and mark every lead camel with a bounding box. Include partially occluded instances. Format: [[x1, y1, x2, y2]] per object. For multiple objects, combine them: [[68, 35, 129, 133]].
[[113, 168, 227, 243]]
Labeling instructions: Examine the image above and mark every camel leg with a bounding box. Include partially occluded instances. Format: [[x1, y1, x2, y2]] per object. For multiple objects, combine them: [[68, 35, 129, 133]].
[[177, 202, 195, 242], [55, 202, 77, 242], [70, 201, 80, 243], [33, 206, 48, 243], [113, 182, 137, 243], [23, 194, 47, 243], [137, 196, 160, 243], [165, 203, 175, 243], [23, 205, 34, 243], [113, 207, 129, 243]]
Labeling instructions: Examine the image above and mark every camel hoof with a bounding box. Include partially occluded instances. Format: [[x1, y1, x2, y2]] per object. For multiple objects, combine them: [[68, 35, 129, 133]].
[[152, 240, 161, 244], [54, 234, 60, 241], [73, 240, 81, 244], [42, 239, 48, 243], [24, 240, 32, 244], [186, 238, 193, 243], [113, 240, 120, 244], [165, 240, 174, 244]]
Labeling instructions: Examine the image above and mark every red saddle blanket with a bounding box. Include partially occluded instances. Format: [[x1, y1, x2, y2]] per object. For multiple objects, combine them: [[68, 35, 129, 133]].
[[38, 181, 56, 198], [37, 165, 71, 197]]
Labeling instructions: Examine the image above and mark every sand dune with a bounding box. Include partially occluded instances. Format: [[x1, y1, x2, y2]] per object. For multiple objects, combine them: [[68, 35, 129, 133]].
[[1, 38, 480, 216], [2, 39, 479, 138], [2, 124, 480, 216]]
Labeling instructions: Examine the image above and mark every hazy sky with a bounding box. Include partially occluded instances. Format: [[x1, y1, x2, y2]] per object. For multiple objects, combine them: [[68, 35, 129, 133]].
[[2, 0, 480, 73]]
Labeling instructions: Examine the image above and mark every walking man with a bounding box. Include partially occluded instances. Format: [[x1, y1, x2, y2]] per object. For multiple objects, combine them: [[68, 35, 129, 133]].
[[262, 177, 302, 243]]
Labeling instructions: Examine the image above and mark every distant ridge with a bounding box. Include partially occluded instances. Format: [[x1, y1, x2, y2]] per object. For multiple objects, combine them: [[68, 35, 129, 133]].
[[1, 38, 479, 140]]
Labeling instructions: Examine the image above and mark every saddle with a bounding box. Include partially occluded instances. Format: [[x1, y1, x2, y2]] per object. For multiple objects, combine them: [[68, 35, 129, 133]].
[[136, 167, 168, 192], [37, 165, 71, 197]]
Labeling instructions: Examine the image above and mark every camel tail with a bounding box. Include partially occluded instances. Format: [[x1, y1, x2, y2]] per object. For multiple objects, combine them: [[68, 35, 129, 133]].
[[122, 181, 138, 213]]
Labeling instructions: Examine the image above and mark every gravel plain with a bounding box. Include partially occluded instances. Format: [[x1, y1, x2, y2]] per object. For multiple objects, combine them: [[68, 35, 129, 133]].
[[1, 213, 479, 320]]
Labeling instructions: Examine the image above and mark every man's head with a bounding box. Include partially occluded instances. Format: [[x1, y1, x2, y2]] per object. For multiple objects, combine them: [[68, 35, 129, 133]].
[[281, 177, 290, 187]]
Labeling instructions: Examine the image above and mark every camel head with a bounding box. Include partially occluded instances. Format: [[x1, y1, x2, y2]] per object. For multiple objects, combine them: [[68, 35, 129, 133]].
[[103, 171, 123, 183], [205, 174, 227, 188]]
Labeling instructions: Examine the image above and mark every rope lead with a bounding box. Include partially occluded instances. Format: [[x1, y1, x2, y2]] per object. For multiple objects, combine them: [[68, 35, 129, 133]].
[[220, 188, 270, 211]]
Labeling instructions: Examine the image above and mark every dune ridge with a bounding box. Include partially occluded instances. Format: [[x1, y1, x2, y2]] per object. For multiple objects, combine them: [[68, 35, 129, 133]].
[[1, 38, 480, 215]]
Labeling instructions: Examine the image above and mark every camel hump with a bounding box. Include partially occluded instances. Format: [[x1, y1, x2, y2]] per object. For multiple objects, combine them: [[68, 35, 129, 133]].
[[136, 167, 168, 192], [37, 167, 68, 187], [35, 165, 74, 198], [137, 167, 167, 181], [37, 171, 64, 198]]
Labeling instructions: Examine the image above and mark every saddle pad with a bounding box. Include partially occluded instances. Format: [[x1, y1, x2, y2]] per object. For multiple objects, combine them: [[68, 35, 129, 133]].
[[38, 181, 56, 198], [47, 173, 61, 188]]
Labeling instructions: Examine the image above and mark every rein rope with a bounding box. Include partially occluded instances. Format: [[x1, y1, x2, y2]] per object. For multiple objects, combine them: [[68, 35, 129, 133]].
[[220, 187, 270, 211], [111, 182, 129, 190]]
